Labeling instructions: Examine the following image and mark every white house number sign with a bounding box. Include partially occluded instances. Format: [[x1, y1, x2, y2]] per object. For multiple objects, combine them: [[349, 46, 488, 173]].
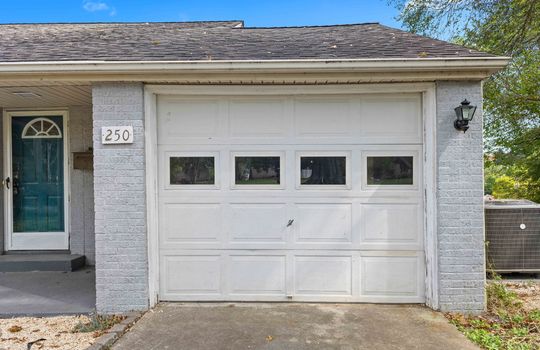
[[101, 126, 134, 144]]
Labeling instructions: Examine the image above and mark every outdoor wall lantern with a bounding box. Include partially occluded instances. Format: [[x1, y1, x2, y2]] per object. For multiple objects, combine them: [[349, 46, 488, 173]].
[[454, 99, 477, 132]]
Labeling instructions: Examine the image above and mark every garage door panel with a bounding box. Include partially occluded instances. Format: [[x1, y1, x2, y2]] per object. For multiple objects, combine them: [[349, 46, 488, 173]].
[[361, 255, 424, 297], [228, 255, 286, 296], [161, 255, 222, 296], [160, 203, 222, 245], [358, 95, 422, 141], [158, 98, 221, 141], [361, 203, 422, 245], [229, 100, 288, 138], [158, 95, 422, 146], [294, 99, 354, 137], [294, 203, 352, 245], [159, 250, 425, 301], [294, 255, 352, 296], [228, 203, 288, 243]]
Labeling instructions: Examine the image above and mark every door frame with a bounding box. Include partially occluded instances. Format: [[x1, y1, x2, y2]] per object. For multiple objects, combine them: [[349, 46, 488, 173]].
[[3, 109, 70, 251], [144, 83, 438, 309]]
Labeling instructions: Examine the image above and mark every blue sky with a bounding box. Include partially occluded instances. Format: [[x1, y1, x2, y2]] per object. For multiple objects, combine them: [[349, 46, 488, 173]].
[[0, 1, 402, 28]]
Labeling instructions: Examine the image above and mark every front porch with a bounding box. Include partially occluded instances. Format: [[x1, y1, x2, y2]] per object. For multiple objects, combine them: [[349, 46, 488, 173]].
[[0, 267, 95, 316], [0, 83, 96, 314], [0, 84, 94, 262]]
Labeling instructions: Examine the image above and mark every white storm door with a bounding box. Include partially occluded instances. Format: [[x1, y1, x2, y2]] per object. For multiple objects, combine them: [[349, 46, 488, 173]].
[[4, 111, 69, 250]]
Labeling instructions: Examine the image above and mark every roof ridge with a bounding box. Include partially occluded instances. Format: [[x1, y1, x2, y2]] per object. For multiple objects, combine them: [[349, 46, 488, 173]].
[[238, 22, 380, 30], [0, 20, 244, 26]]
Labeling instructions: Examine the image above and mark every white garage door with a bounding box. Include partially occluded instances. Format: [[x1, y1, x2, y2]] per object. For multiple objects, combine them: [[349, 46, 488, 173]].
[[157, 92, 425, 303]]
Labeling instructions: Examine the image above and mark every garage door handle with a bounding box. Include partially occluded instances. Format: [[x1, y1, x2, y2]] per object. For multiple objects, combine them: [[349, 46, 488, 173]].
[[287, 219, 294, 227]]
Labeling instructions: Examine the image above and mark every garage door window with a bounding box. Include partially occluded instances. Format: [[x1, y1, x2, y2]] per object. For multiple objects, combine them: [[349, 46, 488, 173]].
[[299, 155, 348, 187], [366, 156, 413, 185], [169, 156, 215, 185], [234, 155, 282, 187]]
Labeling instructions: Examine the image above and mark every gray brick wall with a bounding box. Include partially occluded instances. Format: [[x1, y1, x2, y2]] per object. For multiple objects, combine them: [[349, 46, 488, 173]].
[[93, 83, 148, 313], [436, 81, 485, 313], [69, 105, 95, 264], [0, 108, 3, 254]]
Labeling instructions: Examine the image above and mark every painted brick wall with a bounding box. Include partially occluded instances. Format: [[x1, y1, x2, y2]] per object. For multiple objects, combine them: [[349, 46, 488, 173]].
[[92, 83, 148, 313], [0, 108, 3, 254], [69, 106, 95, 264], [436, 81, 485, 313]]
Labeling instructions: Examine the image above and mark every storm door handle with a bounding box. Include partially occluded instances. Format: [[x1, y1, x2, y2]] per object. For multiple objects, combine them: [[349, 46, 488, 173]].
[[3, 177, 10, 189]]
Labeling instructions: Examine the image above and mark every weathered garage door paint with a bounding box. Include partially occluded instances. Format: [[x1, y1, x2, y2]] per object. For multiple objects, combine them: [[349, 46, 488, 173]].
[[157, 93, 425, 303]]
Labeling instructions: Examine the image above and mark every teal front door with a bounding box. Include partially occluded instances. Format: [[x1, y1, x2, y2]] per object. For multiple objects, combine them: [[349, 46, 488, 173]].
[[7, 114, 68, 250]]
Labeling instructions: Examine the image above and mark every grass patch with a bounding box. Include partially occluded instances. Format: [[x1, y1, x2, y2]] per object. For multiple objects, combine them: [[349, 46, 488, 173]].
[[72, 314, 125, 337], [446, 278, 540, 350]]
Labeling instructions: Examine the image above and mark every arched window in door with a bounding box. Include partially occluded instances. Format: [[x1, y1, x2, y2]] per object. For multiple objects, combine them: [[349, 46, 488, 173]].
[[21, 118, 62, 139]]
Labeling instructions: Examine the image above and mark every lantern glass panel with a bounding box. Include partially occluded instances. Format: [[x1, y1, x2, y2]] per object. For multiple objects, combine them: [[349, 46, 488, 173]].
[[463, 107, 472, 121], [455, 107, 463, 120], [466, 106, 476, 121]]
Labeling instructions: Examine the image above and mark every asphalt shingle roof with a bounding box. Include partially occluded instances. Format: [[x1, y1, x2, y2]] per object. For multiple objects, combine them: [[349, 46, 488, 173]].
[[0, 21, 495, 62]]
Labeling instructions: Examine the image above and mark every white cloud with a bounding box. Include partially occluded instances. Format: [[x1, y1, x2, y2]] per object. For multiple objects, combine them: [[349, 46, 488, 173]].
[[109, 7, 117, 16], [83, 1, 109, 12]]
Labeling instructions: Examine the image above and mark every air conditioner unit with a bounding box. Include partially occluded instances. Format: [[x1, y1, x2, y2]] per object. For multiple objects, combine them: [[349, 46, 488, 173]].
[[485, 199, 540, 273]]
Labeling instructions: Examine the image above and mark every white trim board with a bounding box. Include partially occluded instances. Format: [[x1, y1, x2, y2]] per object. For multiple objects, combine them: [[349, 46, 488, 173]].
[[145, 90, 160, 307], [148, 83, 440, 96], [422, 87, 438, 309]]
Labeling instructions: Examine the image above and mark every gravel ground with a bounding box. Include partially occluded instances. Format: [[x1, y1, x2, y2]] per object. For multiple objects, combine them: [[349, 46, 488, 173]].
[[0, 315, 95, 350], [505, 281, 540, 311]]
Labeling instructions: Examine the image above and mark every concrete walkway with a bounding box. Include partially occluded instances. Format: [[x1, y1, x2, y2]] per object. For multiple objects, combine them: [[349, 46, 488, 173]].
[[113, 303, 478, 350], [0, 267, 95, 316]]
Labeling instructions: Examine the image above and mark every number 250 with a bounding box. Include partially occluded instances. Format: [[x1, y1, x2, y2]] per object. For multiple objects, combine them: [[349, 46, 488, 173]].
[[104, 129, 131, 142]]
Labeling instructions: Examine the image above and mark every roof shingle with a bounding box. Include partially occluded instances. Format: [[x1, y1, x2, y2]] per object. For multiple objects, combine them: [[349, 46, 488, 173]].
[[0, 21, 495, 62]]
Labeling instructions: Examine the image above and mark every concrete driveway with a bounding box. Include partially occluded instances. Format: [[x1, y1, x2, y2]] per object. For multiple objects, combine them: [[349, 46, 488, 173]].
[[113, 303, 478, 350]]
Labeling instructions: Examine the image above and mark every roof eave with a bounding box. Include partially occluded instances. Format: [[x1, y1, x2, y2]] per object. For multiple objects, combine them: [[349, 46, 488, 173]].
[[0, 57, 510, 81], [0, 57, 510, 71]]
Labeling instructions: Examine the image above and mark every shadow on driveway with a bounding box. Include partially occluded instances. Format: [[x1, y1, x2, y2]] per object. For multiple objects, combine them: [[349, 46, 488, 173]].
[[113, 303, 478, 350], [0, 267, 95, 317]]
